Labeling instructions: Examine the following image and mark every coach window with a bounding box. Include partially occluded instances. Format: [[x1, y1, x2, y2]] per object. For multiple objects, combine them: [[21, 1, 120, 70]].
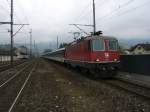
[[92, 39, 104, 51], [88, 40, 91, 50]]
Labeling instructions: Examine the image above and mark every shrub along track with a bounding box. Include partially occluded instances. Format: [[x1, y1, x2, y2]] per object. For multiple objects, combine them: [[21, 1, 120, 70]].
[[0, 60, 37, 112], [11, 59, 150, 112]]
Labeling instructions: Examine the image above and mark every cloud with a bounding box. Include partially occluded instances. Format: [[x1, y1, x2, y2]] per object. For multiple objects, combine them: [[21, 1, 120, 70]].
[[0, 0, 150, 46]]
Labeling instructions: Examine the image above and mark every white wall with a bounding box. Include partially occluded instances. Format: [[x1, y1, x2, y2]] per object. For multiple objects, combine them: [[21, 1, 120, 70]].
[[0, 56, 18, 62]]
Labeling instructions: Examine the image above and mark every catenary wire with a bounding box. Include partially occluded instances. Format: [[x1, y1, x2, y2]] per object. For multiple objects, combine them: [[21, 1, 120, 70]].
[[96, 0, 135, 21]]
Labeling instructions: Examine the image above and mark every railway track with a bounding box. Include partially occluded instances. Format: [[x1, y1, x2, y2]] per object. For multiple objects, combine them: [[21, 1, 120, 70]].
[[0, 61, 31, 85], [0, 60, 37, 112], [0, 62, 31, 88], [64, 62, 150, 99], [46, 59, 150, 100], [0, 60, 28, 72], [101, 78, 150, 100]]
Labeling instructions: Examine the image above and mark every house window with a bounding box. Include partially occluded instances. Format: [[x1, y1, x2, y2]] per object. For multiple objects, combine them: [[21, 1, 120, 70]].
[[138, 46, 142, 50]]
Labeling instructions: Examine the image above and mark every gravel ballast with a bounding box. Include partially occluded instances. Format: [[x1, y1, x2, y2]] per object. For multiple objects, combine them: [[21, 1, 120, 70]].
[[11, 59, 150, 112]]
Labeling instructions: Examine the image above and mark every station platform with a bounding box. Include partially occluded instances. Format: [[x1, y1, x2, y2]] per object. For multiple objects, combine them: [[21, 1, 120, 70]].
[[117, 72, 150, 88]]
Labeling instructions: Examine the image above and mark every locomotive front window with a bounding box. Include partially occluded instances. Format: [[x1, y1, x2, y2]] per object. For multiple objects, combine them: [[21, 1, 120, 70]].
[[108, 40, 118, 51], [92, 39, 104, 51]]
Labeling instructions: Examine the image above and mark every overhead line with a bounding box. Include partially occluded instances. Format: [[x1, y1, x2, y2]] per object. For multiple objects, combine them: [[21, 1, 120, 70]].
[[95, 0, 110, 8], [0, 0, 30, 67], [5, 0, 23, 24], [96, 0, 135, 21], [5, 0, 10, 6], [118, 1, 150, 16], [6, 0, 10, 4], [14, 11, 23, 24], [15, 0, 29, 24], [0, 4, 10, 14], [96, 0, 150, 24], [119, 0, 134, 8], [13, 25, 24, 37], [5, 0, 22, 24], [0, 4, 22, 26], [70, 24, 93, 27], [96, 8, 119, 21], [69, 24, 90, 35], [74, 0, 92, 22], [6, 0, 29, 25]]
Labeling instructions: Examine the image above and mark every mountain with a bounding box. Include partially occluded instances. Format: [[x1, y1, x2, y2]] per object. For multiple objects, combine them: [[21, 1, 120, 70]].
[[118, 38, 150, 46]]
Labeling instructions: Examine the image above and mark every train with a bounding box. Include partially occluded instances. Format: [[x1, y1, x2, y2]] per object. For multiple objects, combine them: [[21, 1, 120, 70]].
[[43, 35, 120, 78]]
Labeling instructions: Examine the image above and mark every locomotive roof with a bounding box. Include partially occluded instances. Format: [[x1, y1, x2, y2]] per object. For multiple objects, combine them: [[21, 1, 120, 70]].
[[70, 35, 118, 46], [85, 35, 117, 40]]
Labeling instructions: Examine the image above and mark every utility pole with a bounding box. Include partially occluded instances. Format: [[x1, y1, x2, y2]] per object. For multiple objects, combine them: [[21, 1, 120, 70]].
[[24, 38, 28, 56], [69, 0, 96, 36], [0, 1, 29, 67], [93, 0, 96, 34], [10, 0, 14, 67], [29, 29, 32, 58], [36, 45, 39, 58], [34, 40, 36, 50], [34, 40, 36, 57], [57, 36, 59, 49], [49, 42, 51, 49]]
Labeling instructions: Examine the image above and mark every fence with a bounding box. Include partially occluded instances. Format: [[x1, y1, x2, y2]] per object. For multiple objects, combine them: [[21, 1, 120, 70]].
[[120, 55, 150, 76], [0, 55, 18, 63]]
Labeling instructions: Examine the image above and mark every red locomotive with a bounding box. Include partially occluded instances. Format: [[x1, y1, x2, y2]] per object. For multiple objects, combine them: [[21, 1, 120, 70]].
[[43, 35, 120, 78]]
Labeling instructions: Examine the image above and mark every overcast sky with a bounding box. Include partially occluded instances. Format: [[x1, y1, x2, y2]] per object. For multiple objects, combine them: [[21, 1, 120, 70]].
[[0, 0, 150, 45]]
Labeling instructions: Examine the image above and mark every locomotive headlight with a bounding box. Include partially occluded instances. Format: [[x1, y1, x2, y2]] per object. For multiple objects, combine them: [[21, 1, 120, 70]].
[[104, 53, 109, 58], [114, 59, 117, 61], [96, 59, 100, 62]]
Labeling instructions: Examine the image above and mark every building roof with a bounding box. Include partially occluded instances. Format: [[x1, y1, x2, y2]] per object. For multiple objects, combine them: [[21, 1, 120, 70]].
[[131, 43, 150, 51]]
